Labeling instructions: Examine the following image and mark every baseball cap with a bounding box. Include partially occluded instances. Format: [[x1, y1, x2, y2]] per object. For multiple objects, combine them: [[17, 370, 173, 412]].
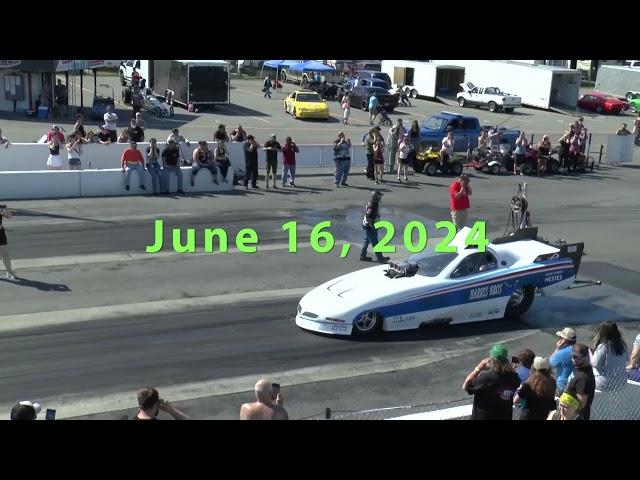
[[555, 327, 577, 342], [270, 133, 276, 138], [489, 344, 508, 360], [10, 401, 41, 420], [533, 356, 551, 371]]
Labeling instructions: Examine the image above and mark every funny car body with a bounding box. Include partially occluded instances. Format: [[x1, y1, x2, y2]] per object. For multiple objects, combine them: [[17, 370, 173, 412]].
[[296, 227, 584, 336]]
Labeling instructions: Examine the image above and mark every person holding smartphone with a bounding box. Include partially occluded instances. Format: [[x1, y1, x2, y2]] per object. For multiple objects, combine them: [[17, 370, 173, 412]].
[[240, 379, 289, 420], [0, 205, 16, 280]]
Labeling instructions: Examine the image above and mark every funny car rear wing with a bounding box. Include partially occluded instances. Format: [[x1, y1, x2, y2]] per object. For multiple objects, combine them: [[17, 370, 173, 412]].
[[534, 242, 584, 275]]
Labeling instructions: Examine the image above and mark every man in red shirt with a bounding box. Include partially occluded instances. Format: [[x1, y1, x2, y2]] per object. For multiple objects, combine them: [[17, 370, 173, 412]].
[[281, 136, 299, 187], [121, 141, 147, 191], [449, 174, 471, 231]]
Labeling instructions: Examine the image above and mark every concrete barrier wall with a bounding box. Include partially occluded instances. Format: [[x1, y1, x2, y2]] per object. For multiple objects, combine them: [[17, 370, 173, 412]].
[[0, 142, 368, 172], [0, 168, 233, 200], [0, 171, 81, 199]]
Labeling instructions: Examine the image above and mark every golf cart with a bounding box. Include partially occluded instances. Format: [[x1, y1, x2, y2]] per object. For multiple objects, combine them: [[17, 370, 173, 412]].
[[91, 84, 115, 121]]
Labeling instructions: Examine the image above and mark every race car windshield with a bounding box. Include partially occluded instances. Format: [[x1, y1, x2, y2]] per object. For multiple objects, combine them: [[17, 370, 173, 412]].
[[407, 251, 458, 277], [420, 116, 448, 131]]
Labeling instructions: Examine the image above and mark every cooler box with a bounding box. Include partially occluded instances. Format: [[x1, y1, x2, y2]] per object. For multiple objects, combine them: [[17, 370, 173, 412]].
[[37, 107, 49, 118]]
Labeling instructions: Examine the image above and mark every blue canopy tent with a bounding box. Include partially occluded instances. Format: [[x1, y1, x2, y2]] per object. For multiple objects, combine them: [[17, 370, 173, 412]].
[[260, 60, 304, 89], [288, 60, 336, 73]]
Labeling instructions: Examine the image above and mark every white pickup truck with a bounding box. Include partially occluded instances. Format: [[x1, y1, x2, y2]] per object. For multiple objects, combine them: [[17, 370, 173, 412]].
[[457, 82, 521, 113], [119, 60, 141, 86]]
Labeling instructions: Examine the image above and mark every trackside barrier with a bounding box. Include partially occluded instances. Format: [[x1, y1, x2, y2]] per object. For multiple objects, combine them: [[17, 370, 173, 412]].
[[0, 142, 368, 172], [0, 167, 233, 200]]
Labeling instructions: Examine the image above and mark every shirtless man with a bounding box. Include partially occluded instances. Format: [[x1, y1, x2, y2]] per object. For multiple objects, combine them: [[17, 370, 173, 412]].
[[239, 379, 289, 420]]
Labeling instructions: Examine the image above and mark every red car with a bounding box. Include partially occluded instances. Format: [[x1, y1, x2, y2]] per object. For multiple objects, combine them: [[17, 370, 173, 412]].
[[577, 91, 629, 114]]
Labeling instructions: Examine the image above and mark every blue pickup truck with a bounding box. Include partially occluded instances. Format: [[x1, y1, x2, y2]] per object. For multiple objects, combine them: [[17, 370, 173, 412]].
[[418, 111, 520, 152]]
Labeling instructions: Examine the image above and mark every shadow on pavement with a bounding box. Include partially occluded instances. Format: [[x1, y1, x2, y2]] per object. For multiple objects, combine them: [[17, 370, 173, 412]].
[[0, 276, 72, 292]]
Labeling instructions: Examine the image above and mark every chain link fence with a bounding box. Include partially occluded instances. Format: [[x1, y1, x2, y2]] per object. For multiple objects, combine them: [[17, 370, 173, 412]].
[[299, 381, 640, 420]]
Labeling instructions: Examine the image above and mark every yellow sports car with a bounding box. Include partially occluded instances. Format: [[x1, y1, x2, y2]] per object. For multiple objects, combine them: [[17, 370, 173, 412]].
[[283, 91, 330, 120]]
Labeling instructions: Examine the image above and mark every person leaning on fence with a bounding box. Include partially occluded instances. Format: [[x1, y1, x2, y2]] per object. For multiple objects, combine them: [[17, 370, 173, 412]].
[[564, 343, 595, 420], [547, 392, 580, 420], [333, 132, 351, 188], [462, 344, 521, 420], [591, 321, 629, 392], [191, 141, 218, 186], [66, 132, 84, 170], [145, 138, 165, 195], [162, 139, 184, 194], [513, 356, 557, 420], [121, 141, 146, 192], [550, 327, 577, 394]]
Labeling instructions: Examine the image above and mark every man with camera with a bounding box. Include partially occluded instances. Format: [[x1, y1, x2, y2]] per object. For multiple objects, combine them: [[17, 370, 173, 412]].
[[449, 174, 472, 231], [240, 379, 289, 420]]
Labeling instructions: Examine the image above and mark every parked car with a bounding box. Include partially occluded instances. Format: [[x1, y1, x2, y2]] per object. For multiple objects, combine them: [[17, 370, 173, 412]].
[[457, 82, 521, 113], [345, 77, 390, 91], [577, 91, 629, 114], [627, 93, 640, 112], [342, 86, 399, 112], [283, 90, 330, 120], [142, 94, 174, 117], [350, 70, 392, 89]]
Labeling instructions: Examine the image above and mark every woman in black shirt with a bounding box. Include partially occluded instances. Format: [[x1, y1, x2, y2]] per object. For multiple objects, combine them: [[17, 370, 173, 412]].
[[513, 357, 557, 420]]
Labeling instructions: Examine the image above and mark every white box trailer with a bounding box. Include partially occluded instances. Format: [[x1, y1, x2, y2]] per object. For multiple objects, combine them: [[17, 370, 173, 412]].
[[381, 60, 465, 99], [429, 60, 581, 110], [595, 65, 640, 100]]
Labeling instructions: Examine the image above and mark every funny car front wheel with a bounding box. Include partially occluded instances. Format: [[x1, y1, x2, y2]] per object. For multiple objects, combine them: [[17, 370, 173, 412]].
[[504, 285, 535, 319], [353, 311, 382, 336]]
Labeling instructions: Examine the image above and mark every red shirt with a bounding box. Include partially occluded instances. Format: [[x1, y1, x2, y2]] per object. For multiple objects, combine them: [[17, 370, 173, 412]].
[[121, 148, 144, 167], [450, 180, 470, 211], [47, 131, 65, 143], [282, 143, 297, 165]]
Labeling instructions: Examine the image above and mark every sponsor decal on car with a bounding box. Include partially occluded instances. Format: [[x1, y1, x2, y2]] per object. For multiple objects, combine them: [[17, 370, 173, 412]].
[[468, 283, 503, 301], [545, 272, 563, 283], [391, 314, 416, 324]]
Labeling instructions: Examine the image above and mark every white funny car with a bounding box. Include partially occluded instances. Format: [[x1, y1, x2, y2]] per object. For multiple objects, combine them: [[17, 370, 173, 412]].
[[296, 227, 585, 336], [457, 82, 521, 113]]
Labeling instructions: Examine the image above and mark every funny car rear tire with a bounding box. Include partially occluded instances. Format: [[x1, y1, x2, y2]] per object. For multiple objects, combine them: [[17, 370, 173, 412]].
[[353, 311, 382, 336], [504, 285, 535, 319]]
